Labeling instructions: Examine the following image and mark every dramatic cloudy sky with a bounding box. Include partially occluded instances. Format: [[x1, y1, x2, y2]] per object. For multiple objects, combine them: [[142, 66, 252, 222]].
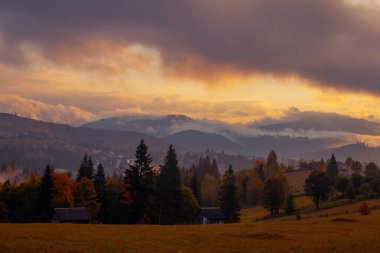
[[1, 0, 380, 125]]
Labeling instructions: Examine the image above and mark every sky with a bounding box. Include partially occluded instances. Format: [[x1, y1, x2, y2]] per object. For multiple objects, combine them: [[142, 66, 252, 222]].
[[1, 0, 380, 126]]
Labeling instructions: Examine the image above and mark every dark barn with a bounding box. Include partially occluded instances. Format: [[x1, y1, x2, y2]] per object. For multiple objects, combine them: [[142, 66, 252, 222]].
[[194, 207, 226, 224], [52, 207, 90, 223]]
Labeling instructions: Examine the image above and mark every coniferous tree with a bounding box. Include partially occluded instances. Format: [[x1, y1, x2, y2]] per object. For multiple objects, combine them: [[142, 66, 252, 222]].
[[94, 163, 107, 222], [211, 159, 220, 180], [266, 151, 279, 178], [76, 154, 94, 181], [123, 139, 156, 223], [327, 154, 338, 185], [38, 163, 54, 222], [94, 163, 106, 196], [218, 165, 240, 222], [190, 174, 201, 204], [157, 145, 183, 224], [77, 154, 89, 181], [87, 156, 94, 181]]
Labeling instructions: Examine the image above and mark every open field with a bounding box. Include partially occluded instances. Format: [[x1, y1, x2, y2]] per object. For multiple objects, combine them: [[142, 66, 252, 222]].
[[1, 210, 380, 253], [241, 196, 313, 222], [285, 170, 312, 194]]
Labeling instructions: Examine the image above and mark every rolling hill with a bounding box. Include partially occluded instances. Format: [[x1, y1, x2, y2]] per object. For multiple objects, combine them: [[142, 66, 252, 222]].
[[0, 113, 178, 173], [306, 143, 380, 164]]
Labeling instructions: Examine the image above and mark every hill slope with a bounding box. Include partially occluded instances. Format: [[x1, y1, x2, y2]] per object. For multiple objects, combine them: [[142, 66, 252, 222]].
[[307, 143, 380, 164], [0, 113, 177, 173]]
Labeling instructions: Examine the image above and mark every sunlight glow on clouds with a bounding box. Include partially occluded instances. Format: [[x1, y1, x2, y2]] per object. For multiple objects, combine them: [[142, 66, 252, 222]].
[[0, 0, 380, 129]]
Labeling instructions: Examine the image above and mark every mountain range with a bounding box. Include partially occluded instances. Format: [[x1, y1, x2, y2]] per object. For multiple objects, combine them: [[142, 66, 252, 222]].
[[1, 112, 380, 177], [83, 113, 380, 163], [0, 113, 180, 173]]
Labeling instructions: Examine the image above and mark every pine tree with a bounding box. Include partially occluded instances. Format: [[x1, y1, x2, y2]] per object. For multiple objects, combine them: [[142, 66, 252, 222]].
[[218, 165, 240, 222], [190, 174, 201, 204], [94, 163, 106, 196], [87, 156, 94, 181], [211, 159, 220, 180], [123, 139, 156, 223], [327, 154, 338, 185], [77, 154, 89, 181], [157, 144, 183, 224], [38, 163, 54, 222], [266, 150, 279, 178], [94, 163, 107, 222]]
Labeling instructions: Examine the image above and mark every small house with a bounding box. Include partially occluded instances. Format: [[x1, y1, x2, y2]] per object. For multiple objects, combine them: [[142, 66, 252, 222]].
[[194, 207, 226, 224], [52, 207, 90, 223]]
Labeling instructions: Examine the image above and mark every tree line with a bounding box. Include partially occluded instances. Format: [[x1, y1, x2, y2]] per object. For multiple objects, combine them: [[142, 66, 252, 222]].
[[0, 140, 240, 224], [304, 154, 380, 210]]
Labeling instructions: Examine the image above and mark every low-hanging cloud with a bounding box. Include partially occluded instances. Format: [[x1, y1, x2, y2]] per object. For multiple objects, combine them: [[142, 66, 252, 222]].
[[0, 95, 93, 125], [1, 0, 380, 94]]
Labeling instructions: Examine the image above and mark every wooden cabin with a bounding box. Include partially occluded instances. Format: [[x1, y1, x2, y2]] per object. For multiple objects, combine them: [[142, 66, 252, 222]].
[[52, 207, 90, 223], [194, 207, 226, 224]]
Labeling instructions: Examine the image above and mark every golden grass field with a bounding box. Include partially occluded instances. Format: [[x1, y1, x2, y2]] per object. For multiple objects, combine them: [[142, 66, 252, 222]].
[[1, 209, 380, 253], [285, 170, 312, 194]]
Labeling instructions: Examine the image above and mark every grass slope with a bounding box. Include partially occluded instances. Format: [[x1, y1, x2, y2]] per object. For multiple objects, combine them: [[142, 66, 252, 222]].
[[1, 210, 380, 253]]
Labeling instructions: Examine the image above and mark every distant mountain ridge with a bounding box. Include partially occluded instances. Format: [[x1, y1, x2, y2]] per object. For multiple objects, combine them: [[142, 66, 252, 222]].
[[83, 113, 351, 158], [306, 143, 380, 165], [82, 114, 199, 137], [0, 113, 179, 173], [1, 113, 380, 175], [257, 111, 380, 136]]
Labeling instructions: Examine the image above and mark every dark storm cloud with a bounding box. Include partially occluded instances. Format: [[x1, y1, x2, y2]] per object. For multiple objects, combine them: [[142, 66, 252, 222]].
[[1, 0, 380, 93]]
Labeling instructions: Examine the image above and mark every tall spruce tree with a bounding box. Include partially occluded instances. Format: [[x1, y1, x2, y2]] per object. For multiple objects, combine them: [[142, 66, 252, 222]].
[[87, 156, 94, 181], [77, 154, 95, 181], [94, 163, 106, 196], [211, 159, 220, 180], [327, 154, 338, 185], [123, 139, 156, 223], [157, 144, 183, 224], [218, 165, 240, 222], [266, 150, 280, 178], [77, 154, 88, 181], [94, 162, 107, 222], [38, 163, 54, 222], [190, 174, 201, 204]]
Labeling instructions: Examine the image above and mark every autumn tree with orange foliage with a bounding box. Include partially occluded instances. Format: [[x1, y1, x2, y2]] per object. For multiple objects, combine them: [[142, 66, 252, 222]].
[[52, 173, 74, 208]]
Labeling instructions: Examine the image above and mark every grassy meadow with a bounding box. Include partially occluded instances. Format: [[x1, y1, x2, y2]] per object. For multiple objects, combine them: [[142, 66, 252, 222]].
[[1, 209, 380, 253]]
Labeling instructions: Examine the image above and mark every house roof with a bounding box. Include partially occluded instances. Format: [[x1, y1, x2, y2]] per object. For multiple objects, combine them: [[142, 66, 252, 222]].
[[195, 207, 226, 220], [52, 207, 90, 221]]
